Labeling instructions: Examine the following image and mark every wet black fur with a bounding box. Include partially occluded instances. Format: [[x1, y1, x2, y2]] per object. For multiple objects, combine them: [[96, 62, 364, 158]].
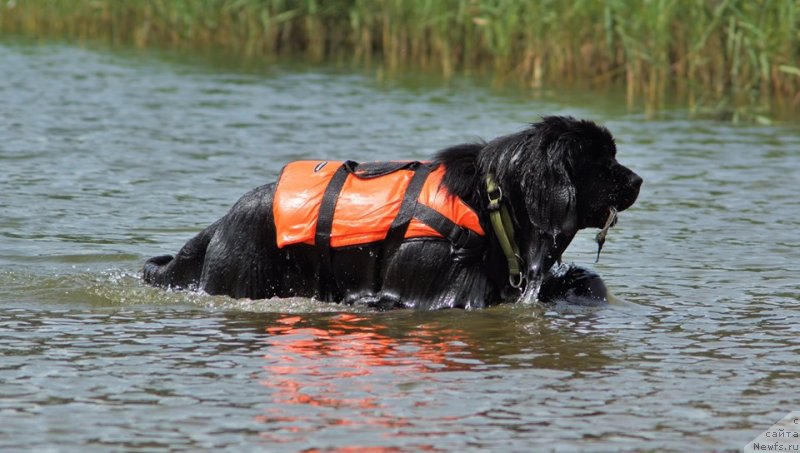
[[143, 116, 642, 309]]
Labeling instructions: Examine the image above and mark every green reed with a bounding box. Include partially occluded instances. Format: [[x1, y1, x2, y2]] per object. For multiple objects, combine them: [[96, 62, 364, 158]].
[[1, 0, 798, 119]]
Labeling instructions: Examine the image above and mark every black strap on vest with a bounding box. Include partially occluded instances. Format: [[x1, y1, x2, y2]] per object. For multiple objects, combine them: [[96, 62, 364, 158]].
[[315, 161, 353, 291], [383, 161, 485, 262], [413, 204, 485, 260], [381, 162, 433, 259]]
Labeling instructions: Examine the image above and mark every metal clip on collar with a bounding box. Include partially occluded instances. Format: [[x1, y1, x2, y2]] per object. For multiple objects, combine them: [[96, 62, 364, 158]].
[[509, 266, 527, 289], [485, 173, 525, 291]]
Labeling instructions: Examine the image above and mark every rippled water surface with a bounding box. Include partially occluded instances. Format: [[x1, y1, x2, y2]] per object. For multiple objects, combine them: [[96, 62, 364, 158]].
[[2, 40, 799, 452]]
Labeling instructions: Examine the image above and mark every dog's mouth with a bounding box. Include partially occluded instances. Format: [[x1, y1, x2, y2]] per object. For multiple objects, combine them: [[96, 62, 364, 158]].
[[592, 173, 640, 260], [587, 185, 637, 229], [615, 192, 639, 213], [594, 207, 618, 263]]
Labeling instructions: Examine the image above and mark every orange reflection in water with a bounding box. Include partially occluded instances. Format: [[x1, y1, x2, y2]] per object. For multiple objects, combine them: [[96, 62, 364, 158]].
[[255, 313, 476, 447]]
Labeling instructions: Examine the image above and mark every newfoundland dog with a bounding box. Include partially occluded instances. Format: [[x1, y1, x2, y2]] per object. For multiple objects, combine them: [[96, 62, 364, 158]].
[[143, 116, 642, 309]]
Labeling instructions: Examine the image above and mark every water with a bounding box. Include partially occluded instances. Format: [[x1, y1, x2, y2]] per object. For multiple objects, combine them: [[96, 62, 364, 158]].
[[1, 40, 799, 452]]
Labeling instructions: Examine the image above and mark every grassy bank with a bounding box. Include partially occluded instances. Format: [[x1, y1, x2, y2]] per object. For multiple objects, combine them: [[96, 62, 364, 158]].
[[2, 0, 799, 119]]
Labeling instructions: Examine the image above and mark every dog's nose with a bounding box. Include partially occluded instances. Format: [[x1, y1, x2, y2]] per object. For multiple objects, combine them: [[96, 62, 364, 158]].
[[629, 172, 643, 189]]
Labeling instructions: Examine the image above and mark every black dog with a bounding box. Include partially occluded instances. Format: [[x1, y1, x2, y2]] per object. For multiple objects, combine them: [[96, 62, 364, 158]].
[[143, 116, 641, 309]]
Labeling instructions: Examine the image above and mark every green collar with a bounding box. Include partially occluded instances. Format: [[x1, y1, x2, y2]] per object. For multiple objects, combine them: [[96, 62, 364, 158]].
[[485, 173, 525, 289]]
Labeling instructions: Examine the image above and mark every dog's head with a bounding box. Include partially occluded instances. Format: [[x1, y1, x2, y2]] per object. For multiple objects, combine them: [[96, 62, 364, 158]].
[[478, 116, 642, 295]]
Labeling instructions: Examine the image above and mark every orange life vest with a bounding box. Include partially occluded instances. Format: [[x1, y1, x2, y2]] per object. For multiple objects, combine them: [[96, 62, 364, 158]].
[[273, 160, 485, 248]]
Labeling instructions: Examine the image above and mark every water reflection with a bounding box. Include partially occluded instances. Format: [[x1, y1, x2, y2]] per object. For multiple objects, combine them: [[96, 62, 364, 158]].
[[438, 307, 620, 372], [250, 309, 621, 447], [255, 312, 474, 447], [257, 314, 468, 423]]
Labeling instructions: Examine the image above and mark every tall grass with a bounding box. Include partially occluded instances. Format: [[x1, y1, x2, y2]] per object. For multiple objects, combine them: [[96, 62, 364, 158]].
[[2, 0, 798, 119]]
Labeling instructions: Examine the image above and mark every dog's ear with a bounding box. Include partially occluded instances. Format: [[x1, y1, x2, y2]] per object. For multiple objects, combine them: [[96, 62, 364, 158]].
[[521, 124, 579, 239]]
